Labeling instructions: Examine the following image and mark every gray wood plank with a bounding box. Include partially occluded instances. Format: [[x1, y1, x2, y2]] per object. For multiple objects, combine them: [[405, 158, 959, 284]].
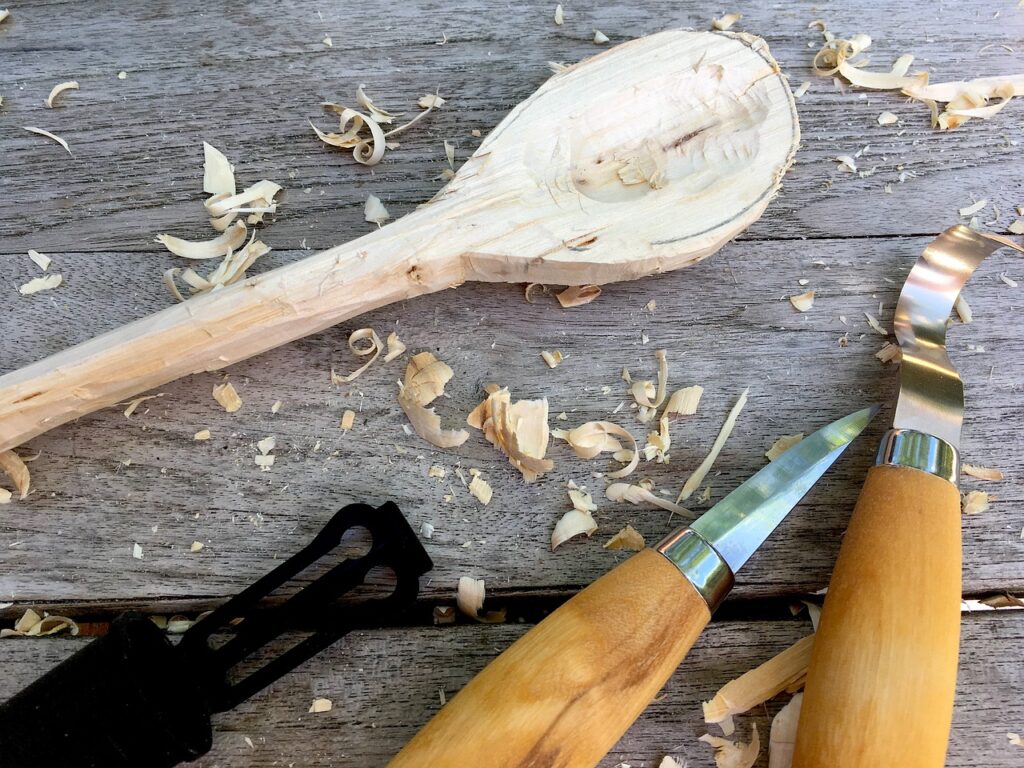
[[1, 1, 1023, 254], [2, 237, 1022, 604], [1, 612, 1020, 767]]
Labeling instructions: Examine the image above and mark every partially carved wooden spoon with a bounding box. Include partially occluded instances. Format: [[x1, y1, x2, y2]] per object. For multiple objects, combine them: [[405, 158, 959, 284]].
[[0, 30, 798, 452]]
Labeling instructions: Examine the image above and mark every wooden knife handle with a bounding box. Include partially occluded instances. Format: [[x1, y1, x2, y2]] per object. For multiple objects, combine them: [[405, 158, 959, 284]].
[[388, 548, 710, 768], [793, 463, 962, 768]]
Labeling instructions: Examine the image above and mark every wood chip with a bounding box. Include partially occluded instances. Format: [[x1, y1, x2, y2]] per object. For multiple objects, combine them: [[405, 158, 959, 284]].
[[468, 473, 493, 505], [700, 725, 760, 768], [766, 433, 804, 461], [877, 111, 898, 125], [664, 385, 704, 417], [271, 400, 283, 414], [0, 450, 30, 499], [553, 420, 640, 479], [553, 3, 563, 25], [383, 331, 407, 362], [428, 465, 446, 479], [0, 10, 9, 23], [309, 698, 333, 713], [954, 294, 973, 323], [712, 12, 742, 31], [962, 490, 990, 515], [551, 509, 598, 550], [193, 429, 211, 441], [418, 93, 446, 109], [203, 142, 236, 197], [133, 543, 144, 560], [397, 352, 470, 449], [864, 312, 888, 335], [18, 273, 63, 295], [364, 194, 390, 226], [340, 409, 356, 432], [677, 388, 749, 502], [541, 350, 564, 368], [1001, 273, 1018, 287], [659, 758, 684, 768], [0, 488, 11, 505], [793, 81, 811, 98], [45, 80, 79, 108], [27, 250, 51, 271], [467, 388, 554, 482], [156, 220, 247, 260], [606, 482, 691, 517], [212, 382, 242, 413], [959, 199, 988, 217], [593, 29, 609, 44], [962, 463, 1004, 481], [0, 609, 79, 638], [254, 454, 275, 471], [190, 541, 204, 553], [789, 290, 815, 312], [456, 576, 505, 623], [1009, 219, 1024, 235], [768, 693, 803, 768], [556, 285, 601, 308], [875, 342, 902, 364], [121, 393, 164, 417], [604, 524, 646, 551], [24, 126, 71, 154]]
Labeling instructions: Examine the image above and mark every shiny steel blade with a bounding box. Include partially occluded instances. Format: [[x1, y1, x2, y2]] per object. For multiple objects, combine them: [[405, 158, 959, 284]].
[[690, 406, 878, 573], [892, 226, 1009, 450]]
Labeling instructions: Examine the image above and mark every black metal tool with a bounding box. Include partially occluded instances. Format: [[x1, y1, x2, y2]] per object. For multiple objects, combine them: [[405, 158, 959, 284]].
[[0, 501, 432, 768]]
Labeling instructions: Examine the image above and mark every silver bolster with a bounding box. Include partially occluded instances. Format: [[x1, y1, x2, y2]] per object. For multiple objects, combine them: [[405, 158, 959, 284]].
[[655, 527, 734, 611], [876, 428, 959, 485]]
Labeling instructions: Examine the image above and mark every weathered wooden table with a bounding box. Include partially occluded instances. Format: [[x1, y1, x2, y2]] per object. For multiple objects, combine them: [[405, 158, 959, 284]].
[[2, 2, 1023, 765]]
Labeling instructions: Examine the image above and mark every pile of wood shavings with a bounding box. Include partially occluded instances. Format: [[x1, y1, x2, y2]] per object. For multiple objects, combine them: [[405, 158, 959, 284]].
[[1, 608, 78, 638], [467, 385, 553, 481]]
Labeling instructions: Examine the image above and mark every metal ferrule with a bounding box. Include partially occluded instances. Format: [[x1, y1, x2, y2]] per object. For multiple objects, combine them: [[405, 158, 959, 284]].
[[655, 527, 734, 611], [876, 428, 959, 485]]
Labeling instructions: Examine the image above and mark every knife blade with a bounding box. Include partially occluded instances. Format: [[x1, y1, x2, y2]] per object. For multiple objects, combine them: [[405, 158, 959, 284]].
[[388, 405, 877, 768]]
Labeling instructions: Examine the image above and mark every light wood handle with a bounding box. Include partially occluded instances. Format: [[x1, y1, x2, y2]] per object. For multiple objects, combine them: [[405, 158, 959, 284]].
[[793, 464, 962, 768], [388, 548, 710, 768]]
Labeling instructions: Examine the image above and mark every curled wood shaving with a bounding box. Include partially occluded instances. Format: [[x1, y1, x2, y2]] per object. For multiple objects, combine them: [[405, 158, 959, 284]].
[[18, 273, 63, 295], [121, 393, 164, 417], [456, 576, 505, 623], [551, 509, 597, 550], [768, 693, 803, 768], [962, 464, 1004, 481], [27, 249, 51, 271], [556, 284, 601, 308], [875, 342, 901, 364], [1, 609, 79, 638], [677, 388, 750, 503], [205, 179, 282, 220], [606, 482, 691, 517], [524, 283, 545, 303], [164, 237, 270, 301], [962, 489, 990, 515], [632, 350, 669, 421], [712, 12, 742, 31], [365, 194, 390, 226], [541, 350, 564, 368], [700, 725, 760, 768], [604, 524, 646, 551], [703, 635, 814, 725], [766, 433, 804, 462], [467, 387, 553, 482], [356, 84, 400, 124], [212, 382, 242, 413], [0, 450, 31, 499], [24, 126, 71, 154], [45, 80, 78, 108], [644, 415, 671, 462], [814, 34, 924, 92], [340, 409, 355, 431], [665, 386, 704, 417], [954, 294, 973, 323], [309, 698, 333, 713], [553, 421, 639, 479], [397, 352, 470, 449], [156, 220, 247, 260], [383, 331, 406, 362], [789, 290, 815, 312], [332, 328, 383, 383], [313, 92, 438, 166], [568, 486, 597, 513], [593, 29, 609, 44]]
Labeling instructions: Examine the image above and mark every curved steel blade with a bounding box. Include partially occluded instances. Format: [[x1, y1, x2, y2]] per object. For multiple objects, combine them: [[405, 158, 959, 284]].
[[690, 405, 878, 573]]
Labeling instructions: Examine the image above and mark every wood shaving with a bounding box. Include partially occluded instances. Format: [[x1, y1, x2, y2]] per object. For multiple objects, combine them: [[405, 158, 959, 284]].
[[313, 91, 437, 166], [877, 111, 898, 125], [768, 693, 803, 768], [541, 350, 564, 368], [766, 433, 804, 461], [954, 294, 973, 323], [340, 410, 355, 431], [593, 30, 609, 44], [383, 331, 406, 362], [606, 482, 691, 517], [164, 237, 270, 300], [1009, 219, 1024, 235], [604, 524, 646, 551], [677, 388, 749, 503], [331, 328, 383, 383], [444, 139, 455, 169], [0, 488, 10, 505], [18, 273, 63, 295], [875, 342, 902, 364], [568, 487, 597, 513], [24, 126, 71, 154], [1009, 733, 1024, 747], [418, 93, 446, 109], [194, 429, 211, 441], [322, 36, 332, 47], [700, 725, 760, 768], [355, 85, 400, 125], [864, 312, 888, 335], [712, 13, 742, 31], [0, 450, 30, 499], [190, 541, 204, 553], [659, 758, 684, 768], [212, 382, 242, 413], [27, 250, 51, 271], [467, 387, 553, 481], [554, 3, 563, 25], [205, 179, 282, 222], [962, 489, 990, 515], [644, 415, 671, 462], [364, 194, 390, 226], [133, 543, 144, 559], [0, 10, 8, 23], [0, 609, 79, 638], [665, 386, 704, 417], [835, 155, 857, 173], [1001, 273, 1018, 287], [203, 142, 236, 197], [556, 285, 601, 308], [156, 220, 247, 260], [962, 464, 1004, 481], [397, 353, 469, 448], [789, 290, 815, 312], [456, 576, 505, 623], [703, 635, 814, 725], [553, 421, 639, 479], [256, 436, 276, 455], [428, 465, 446, 479], [631, 350, 669, 422], [117, 70, 127, 79], [254, 454, 275, 471], [271, 400, 283, 414], [121, 393, 164, 417], [309, 698, 333, 713], [959, 199, 988, 217], [551, 509, 598, 550], [45, 80, 79, 108]]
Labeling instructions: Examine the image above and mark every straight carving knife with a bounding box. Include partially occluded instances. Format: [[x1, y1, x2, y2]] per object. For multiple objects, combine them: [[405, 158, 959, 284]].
[[388, 405, 877, 768], [794, 226, 1023, 768]]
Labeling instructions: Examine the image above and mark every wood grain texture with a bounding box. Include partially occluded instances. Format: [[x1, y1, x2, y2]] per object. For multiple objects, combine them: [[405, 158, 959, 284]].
[[1, 614, 1021, 768], [794, 465, 963, 768], [390, 549, 709, 767]]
